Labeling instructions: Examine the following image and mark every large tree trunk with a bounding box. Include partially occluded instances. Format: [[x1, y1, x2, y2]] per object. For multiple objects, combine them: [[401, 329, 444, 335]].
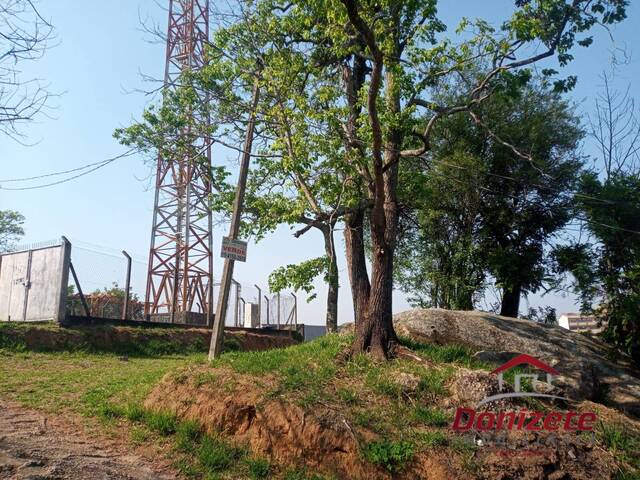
[[323, 226, 339, 333], [344, 209, 370, 326], [500, 284, 522, 318], [351, 66, 400, 359], [352, 222, 396, 359]]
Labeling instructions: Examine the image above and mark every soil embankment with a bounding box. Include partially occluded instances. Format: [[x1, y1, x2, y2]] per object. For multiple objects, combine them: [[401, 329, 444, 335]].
[[0, 322, 298, 355]]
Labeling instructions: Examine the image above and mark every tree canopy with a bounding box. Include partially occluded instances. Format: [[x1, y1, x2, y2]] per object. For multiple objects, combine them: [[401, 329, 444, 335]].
[[119, 0, 628, 359]]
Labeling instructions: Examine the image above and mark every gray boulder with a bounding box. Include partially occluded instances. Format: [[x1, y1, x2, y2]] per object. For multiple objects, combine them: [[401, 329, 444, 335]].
[[393, 309, 640, 417]]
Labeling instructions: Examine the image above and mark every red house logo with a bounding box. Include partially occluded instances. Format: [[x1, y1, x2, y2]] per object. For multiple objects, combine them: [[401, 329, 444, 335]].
[[492, 353, 560, 393]]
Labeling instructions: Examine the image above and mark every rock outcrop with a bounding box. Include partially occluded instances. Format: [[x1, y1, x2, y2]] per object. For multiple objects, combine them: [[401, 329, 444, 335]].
[[393, 309, 640, 416]]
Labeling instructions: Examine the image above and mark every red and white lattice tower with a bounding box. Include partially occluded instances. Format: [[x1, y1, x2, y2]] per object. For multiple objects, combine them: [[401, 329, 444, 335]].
[[145, 0, 213, 324]]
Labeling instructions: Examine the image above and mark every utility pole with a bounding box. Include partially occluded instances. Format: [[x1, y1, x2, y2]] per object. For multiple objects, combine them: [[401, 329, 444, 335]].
[[209, 79, 261, 360]]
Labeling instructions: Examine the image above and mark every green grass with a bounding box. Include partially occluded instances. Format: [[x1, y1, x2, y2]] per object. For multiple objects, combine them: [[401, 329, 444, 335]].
[[0, 349, 202, 414], [246, 458, 271, 479], [361, 439, 415, 473], [412, 406, 450, 427], [215, 334, 348, 377], [398, 336, 489, 369], [5, 331, 633, 478]]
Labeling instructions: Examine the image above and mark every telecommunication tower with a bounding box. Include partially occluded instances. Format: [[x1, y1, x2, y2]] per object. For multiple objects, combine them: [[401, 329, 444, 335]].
[[145, 0, 213, 324]]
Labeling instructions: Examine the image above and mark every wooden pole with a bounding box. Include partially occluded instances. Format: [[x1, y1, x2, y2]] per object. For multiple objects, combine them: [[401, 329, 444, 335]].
[[209, 80, 260, 360]]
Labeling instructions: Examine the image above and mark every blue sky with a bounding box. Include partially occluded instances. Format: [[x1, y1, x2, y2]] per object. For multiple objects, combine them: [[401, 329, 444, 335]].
[[1, 0, 638, 325]]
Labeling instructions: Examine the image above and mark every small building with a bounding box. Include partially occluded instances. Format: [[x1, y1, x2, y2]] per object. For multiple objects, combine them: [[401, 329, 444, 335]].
[[558, 313, 605, 333]]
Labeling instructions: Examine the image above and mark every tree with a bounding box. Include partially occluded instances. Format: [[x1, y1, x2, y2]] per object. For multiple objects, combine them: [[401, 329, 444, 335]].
[[121, 0, 627, 359], [397, 81, 584, 316], [396, 149, 485, 310], [476, 83, 584, 318], [0, 210, 25, 252], [524, 306, 558, 325], [554, 74, 640, 363], [321, 0, 625, 356], [557, 173, 640, 362], [1, 0, 54, 140], [589, 71, 639, 179]]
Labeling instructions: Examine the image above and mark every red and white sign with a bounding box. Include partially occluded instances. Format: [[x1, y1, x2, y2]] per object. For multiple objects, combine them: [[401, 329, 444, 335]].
[[220, 237, 247, 262]]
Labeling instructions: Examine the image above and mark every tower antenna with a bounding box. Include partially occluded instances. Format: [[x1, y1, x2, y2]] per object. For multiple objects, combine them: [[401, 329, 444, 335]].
[[145, 0, 213, 325]]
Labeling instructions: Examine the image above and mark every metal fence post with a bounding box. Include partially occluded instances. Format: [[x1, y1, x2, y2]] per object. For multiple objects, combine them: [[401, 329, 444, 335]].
[[277, 292, 281, 328], [121, 250, 132, 320], [69, 261, 90, 317], [56, 237, 72, 325], [264, 294, 270, 325], [292, 293, 297, 327], [255, 284, 261, 325], [239, 297, 246, 327]]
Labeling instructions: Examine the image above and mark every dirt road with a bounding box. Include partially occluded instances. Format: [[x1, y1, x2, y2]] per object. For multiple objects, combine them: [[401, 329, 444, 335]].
[[0, 402, 177, 479]]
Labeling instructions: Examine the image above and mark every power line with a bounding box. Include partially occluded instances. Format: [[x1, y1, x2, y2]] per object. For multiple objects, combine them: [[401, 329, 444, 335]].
[[425, 156, 636, 208], [423, 167, 640, 236], [0, 150, 135, 190]]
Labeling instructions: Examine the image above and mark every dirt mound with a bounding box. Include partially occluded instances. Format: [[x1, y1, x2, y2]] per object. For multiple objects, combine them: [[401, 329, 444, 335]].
[[144, 357, 633, 478], [145, 365, 383, 479], [0, 322, 298, 355], [392, 309, 640, 417]]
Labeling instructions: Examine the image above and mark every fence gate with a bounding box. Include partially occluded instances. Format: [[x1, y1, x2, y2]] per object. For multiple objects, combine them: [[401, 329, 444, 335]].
[[0, 238, 71, 322]]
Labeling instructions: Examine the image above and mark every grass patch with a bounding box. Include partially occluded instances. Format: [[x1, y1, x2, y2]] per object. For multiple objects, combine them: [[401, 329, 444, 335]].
[[246, 457, 271, 479], [415, 431, 449, 448], [176, 419, 202, 451], [197, 434, 244, 472], [0, 322, 208, 357], [398, 336, 488, 369], [145, 410, 178, 436], [596, 422, 640, 478], [362, 439, 415, 473], [216, 334, 349, 376], [337, 387, 360, 405], [412, 406, 449, 427], [0, 331, 494, 478]]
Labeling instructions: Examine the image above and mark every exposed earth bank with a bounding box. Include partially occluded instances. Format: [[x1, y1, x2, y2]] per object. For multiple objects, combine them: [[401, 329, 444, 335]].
[[143, 309, 640, 479]]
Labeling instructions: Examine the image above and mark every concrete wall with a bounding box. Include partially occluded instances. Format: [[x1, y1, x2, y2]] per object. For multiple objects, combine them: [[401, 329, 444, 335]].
[[303, 324, 327, 342], [0, 239, 70, 322]]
